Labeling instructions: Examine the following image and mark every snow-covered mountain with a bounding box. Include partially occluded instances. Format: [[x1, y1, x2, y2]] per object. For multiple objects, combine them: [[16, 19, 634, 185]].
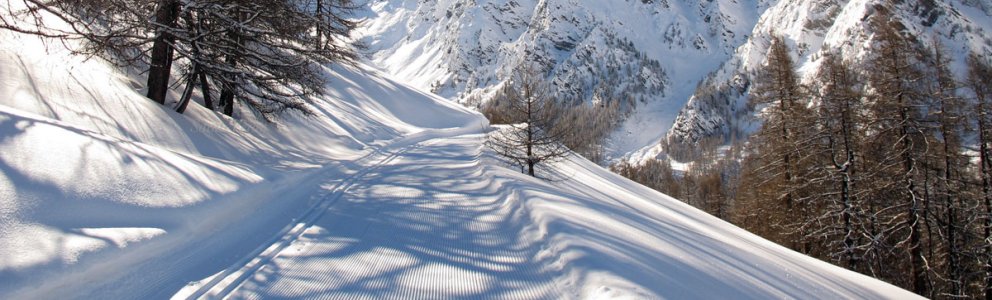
[[664, 0, 992, 151], [356, 0, 773, 160], [359, 0, 992, 163]]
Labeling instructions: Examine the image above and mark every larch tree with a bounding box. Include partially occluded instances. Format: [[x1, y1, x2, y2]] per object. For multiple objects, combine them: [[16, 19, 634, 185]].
[[2, 0, 359, 119], [968, 53, 992, 300], [740, 34, 814, 251], [863, 14, 930, 295], [923, 40, 969, 297], [171, 0, 359, 119], [487, 64, 570, 178], [813, 50, 866, 271]]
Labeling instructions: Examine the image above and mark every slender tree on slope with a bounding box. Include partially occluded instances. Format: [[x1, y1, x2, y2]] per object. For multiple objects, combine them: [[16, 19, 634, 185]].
[[924, 40, 968, 297], [813, 50, 866, 271], [968, 54, 992, 300], [487, 64, 570, 178], [741, 34, 813, 251], [864, 15, 929, 295]]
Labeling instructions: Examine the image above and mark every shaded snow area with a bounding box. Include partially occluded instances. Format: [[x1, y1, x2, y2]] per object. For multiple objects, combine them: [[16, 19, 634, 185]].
[[0, 22, 918, 300], [181, 132, 920, 299], [0, 28, 477, 298]]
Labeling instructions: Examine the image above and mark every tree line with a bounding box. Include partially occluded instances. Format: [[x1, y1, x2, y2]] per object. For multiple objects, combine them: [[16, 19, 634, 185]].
[[1, 0, 358, 120], [618, 11, 992, 299]]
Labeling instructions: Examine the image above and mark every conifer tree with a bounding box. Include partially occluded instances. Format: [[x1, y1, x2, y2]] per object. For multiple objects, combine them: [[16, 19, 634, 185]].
[[924, 40, 968, 297], [2, 0, 359, 119]]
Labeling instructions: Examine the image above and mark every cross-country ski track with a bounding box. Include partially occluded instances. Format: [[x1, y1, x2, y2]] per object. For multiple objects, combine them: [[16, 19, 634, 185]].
[[182, 132, 562, 299], [176, 126, 919, 299]]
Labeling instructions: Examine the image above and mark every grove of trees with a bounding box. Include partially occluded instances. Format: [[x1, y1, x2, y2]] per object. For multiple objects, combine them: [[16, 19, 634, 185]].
[[618, 12, 992, 299]]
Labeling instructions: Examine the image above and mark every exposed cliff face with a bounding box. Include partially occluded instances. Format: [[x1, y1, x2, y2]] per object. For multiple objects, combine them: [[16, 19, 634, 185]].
[[665, 0, 992, 152]]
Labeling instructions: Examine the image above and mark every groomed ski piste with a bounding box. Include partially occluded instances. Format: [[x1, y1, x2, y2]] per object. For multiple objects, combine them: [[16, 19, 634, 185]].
[[0, 20, 920, 300]]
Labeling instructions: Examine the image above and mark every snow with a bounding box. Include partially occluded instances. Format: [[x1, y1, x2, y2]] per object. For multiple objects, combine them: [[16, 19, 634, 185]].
[[0, 8, 920, 300], [0, 25, 480, 298], [177, 131, 919, 299]]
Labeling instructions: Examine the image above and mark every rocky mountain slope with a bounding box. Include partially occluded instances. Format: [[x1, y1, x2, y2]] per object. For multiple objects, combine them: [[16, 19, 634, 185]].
[[664, 0, 992, 153], [356, 0, 772, 160]]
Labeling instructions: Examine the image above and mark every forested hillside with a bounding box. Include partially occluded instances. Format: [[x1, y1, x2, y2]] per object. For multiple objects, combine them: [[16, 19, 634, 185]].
[[621, 5, 992, 297]]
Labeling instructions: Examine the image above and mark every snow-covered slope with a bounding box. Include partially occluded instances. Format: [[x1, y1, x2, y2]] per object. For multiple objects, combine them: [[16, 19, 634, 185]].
[[357, 0, 772, 160], [188, 130, 920, 299], [664, 0, 992, 150], [0, 28, 481, 298], [0, 12, 921, 299]]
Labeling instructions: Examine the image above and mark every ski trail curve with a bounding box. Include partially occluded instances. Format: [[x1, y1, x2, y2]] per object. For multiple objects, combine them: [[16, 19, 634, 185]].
[[209, 132, 560, 299]]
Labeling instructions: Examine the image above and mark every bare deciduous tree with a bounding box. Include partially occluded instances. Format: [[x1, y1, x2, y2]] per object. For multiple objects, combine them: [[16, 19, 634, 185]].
[[487, 64, 570, 178], [1, 0, 360, 120]]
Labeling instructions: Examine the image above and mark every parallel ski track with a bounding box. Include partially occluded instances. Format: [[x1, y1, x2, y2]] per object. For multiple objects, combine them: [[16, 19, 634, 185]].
[[184, 140, 423, 300], [222, 136, 560, 299]]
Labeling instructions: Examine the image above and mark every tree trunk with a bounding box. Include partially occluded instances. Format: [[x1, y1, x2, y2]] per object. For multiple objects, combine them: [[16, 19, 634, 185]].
[[841, 170, 855, 267], [175, 10, 202, 115], [984, 135, 992, 300], [841, 104, 857, 270], [977, 84, 992, 300], [146, 0, 180, 104], [175, 64, 198, 114], [200, 71, 213, 110], [902, 102, 928, 296], [316, 0, 324, 50], [220, 84, 235, 116], [219, 11, 245, 117], [941, 108, 961, 297], [526, 92, 534, 177], [779, 82, 796, 251]]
